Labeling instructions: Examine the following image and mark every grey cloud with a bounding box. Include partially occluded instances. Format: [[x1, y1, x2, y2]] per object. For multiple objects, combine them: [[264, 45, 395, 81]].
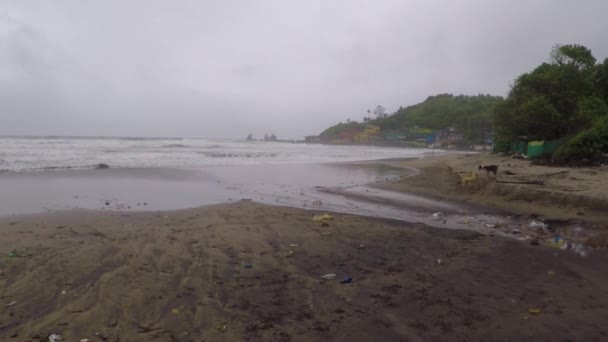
[[1, 0, 607, 138]]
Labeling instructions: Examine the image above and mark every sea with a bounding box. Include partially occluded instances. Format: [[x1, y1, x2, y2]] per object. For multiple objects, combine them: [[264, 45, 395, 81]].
[[0, 136, 425, 172]]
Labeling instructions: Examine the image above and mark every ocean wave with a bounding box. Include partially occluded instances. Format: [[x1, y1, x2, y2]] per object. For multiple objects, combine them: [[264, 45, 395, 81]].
[[3, 163, 116, 173], [162, 144, 190, 148], [118, 137, 184, 141], [198, 152, 278, 158]]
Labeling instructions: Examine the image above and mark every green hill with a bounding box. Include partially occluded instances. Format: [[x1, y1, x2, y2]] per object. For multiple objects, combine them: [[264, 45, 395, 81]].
[[319, 94, 503, 146]]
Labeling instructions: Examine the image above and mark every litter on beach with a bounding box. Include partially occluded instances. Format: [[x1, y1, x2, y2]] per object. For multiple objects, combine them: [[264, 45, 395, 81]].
[[340, 276, 353, 284], [313, 213, 334, 222], [48, 334, 62, 342], [529, 220, 548, 230], [321, 273, 336, 280], [432, 212, 444, 221]]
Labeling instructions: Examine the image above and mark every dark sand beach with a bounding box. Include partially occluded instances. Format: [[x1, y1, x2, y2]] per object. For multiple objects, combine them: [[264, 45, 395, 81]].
[[1, 155, 608, 341], [1, 201, 608, 341]]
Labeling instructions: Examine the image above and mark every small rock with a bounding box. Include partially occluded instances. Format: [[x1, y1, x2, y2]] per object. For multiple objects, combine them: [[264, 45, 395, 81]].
[[95, 163, 110, 169]]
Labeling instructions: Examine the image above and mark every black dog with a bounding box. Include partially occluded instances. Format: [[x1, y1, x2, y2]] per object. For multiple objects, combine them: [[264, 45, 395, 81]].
[[479, 164, 498, 175]]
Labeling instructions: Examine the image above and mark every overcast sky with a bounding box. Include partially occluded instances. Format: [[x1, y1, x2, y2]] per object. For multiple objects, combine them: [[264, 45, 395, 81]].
[[1, 0, 607, 139]]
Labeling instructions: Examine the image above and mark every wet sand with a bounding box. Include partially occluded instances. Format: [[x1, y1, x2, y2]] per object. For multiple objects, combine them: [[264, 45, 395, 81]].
[[1, 201, 608, 341], [374, 154, 608, 222], [0, 163, 403, 216]]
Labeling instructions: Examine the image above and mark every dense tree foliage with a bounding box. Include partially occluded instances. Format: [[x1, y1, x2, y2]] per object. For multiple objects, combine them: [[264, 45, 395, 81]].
[[375, 94, 502, 142], [554, 116, 608, 163], [319, 121, 365, 142], [319, 94, 503, 144], [495, 44, 608, 163]]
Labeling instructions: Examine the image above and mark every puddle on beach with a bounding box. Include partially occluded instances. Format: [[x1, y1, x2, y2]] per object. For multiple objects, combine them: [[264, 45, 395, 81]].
[[0, 162, 594, 255]]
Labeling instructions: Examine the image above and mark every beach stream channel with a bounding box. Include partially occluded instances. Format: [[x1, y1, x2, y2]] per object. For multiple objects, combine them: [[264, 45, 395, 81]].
[[1, 159, 588, 248]]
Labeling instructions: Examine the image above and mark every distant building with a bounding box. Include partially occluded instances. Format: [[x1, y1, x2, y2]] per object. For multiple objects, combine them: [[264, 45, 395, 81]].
[[437, 128, 464, 148]]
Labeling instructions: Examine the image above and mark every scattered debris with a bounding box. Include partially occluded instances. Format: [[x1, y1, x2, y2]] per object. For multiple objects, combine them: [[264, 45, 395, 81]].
[[48, 334, 62, 342], [80, 339, 90, 342], [547, 271, 556, 276], [528, 308, 542, 315], [244, 263, 253, 269], [289, 243, 299, 247], [7, 250, 30, 257], [172, 308, 180, 314], [431, 212, 444, 221], [529, 220, 548, 230], [340, 276, 353, 284], [311, 200, 323, 206], [461, 217, 474, 225], [436, 258, 442, 265], [5, 301, 17, 307], [574, 243, 588, 257], [313, 213, 334, 222], [217, 322, 228, 333], [321, 273, 336, 280], [545, 237, 566, 249]]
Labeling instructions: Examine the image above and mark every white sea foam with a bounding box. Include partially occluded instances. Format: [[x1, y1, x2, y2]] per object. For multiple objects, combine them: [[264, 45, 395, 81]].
[[0, 136, 431, 172]]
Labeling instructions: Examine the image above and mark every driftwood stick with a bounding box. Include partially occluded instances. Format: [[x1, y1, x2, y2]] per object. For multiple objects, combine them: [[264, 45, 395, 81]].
[[496, 180, 545, 185]]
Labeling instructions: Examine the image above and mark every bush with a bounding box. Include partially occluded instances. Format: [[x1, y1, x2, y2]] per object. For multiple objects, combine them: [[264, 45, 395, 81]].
[[553, 116, 608, 165]]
